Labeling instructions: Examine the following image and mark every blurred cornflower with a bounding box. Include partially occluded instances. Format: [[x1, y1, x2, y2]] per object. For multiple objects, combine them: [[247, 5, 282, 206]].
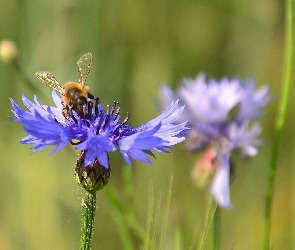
[[9, 90, 189, 192], [160, 73, 270, 208]]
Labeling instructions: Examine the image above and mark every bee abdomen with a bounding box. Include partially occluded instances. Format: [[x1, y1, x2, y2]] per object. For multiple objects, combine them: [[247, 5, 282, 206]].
[[70, 96, 88, 116]]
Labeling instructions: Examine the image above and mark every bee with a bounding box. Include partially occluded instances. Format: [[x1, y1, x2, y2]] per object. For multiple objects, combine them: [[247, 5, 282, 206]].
[[35, 52, 94, 117]]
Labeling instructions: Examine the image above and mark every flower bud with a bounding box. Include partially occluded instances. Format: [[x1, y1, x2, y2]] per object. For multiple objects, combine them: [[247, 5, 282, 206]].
[[75, 151, 111, 193], [0, 40, 18, 64]]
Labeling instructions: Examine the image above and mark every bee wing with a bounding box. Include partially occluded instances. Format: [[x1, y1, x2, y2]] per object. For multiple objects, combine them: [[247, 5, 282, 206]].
[[77, 52, 92, 88], [35, 71, 65, 96]]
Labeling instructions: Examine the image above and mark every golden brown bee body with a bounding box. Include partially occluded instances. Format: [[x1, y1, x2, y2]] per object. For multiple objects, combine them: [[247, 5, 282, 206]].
[[35, 52, 93, 117], [62, 82, 91, 116]]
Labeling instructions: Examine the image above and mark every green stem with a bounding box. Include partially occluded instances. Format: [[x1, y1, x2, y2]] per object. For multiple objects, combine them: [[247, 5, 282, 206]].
[[263, 0, 294, 249], [198, 199, 216, 250], [212, 206, 219, 250], [159, 176, 173, 250], [80, 192, 97, 250]]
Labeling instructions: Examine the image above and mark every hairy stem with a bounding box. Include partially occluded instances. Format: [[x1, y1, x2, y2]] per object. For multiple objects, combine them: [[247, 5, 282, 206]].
[[80, 192, 97, 250]]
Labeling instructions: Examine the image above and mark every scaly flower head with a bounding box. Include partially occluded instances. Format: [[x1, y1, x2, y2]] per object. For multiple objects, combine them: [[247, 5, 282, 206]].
[[160, 73, 270, 208]]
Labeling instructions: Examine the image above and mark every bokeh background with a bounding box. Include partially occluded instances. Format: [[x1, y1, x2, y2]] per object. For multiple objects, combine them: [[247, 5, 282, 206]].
[[0, 0, 293, 249]]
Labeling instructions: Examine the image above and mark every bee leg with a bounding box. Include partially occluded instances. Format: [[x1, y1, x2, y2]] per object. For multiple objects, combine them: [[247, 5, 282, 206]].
[[88, 93, 94, 99], [82, 104, 87, 118], [68, 106, 78, 124], [62, 102, 70, 119], [94, 97, 100, 116], [86, 101, 93, 120]]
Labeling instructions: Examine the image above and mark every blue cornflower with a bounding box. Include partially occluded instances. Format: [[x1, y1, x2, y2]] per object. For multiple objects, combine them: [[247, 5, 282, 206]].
[[9, 90, 189, 170], [10, 91, 189, 168], [160, 73, 270, 208]]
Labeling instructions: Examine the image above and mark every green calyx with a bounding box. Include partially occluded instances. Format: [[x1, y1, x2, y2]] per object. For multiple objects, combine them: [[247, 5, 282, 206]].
[[75, 151, 111, 194]]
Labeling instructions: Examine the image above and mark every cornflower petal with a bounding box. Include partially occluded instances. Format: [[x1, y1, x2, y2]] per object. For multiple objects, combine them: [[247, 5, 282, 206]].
[[118, 124, 164, 165], [178, 75, 244, 123], [9, 96, 73, 153], [145, 100, 184, 127], [210, 154, 232, 208], [228, 122, 262, 157], [237, 79, 270, 123], [118, 100, 190, 165], [76, 129, 116, 168]]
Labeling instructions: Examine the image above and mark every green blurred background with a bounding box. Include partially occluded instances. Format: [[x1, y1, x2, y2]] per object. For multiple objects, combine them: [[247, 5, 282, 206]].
[[0, 0, 293, 249]]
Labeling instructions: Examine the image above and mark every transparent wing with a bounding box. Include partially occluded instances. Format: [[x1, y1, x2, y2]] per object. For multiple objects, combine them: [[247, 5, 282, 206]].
[[35, 71, 65, 96], [77, 52, 92, 88]]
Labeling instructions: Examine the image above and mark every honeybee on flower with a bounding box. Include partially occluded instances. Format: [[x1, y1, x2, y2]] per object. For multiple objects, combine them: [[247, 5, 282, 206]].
[[9, 53, 190, 193]]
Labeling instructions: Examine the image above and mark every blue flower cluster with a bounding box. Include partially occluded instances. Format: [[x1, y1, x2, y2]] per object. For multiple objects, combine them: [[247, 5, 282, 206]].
[[161, 74, 270, 208], [10, 90, 189, 168]]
